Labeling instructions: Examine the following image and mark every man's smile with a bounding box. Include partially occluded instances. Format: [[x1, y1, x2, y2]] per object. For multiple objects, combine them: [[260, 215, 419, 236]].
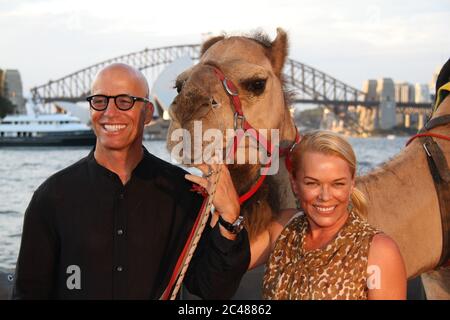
[[101, 123, 127, 133]]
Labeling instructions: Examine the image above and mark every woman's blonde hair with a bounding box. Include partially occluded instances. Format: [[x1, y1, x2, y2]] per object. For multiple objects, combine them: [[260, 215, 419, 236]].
[[290, 130, 367, 217]]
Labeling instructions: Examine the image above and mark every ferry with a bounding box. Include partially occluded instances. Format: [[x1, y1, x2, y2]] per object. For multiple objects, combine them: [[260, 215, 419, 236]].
[[0, 113, 96, 147], [386, 134, 396, 140]]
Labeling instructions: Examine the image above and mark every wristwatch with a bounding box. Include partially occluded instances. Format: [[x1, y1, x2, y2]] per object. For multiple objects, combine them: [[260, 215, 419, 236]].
[[218, 215, 245, 234]]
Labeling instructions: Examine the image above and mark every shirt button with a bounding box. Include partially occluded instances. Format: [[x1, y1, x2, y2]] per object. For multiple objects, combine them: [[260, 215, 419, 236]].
[[117, 229, 124, 236], [119, 193, 124, 200], [116, 266, 123, 272]]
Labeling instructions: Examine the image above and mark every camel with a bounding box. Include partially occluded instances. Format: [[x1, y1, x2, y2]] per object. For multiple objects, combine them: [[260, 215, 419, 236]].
[[166, 28, 450, 299]]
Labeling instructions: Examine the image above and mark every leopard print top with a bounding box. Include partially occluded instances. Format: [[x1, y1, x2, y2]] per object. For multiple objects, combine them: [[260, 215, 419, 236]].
[[263, 211, 381, 300]]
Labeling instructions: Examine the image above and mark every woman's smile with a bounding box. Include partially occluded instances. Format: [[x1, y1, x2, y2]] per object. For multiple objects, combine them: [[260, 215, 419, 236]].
[[313, 205, 337, 214]]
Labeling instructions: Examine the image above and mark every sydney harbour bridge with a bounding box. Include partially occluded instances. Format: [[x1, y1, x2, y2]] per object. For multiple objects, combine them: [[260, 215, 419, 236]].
[[29, 44, 432, 134]]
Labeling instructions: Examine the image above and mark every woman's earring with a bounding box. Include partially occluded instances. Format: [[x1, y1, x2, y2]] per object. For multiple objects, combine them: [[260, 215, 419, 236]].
[[295, 196, 301, 210], [347, 198, 353, 213]]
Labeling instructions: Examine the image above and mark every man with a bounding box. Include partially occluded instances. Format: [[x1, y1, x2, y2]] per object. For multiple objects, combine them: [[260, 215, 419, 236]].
[[12, 63, 249, 299]]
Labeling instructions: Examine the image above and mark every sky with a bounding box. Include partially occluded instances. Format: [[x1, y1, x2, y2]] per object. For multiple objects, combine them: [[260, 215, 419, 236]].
[[1, 0, 449, 95]]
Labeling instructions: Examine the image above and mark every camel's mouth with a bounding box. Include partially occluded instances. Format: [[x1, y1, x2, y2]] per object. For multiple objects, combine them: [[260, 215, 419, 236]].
[[167, 127, 278, 178], [167, 133, 229, 166]]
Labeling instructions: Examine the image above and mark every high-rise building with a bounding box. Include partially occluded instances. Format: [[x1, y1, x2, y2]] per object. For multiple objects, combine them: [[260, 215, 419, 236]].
[[0, 69, 4, 97], [376, 78, 396, 130], [362, 79, 378, 101], [415, 83, 431, 103], [429, 65, 441, 99], [395, 82, 415, 103], [0, 69, 26, 114]]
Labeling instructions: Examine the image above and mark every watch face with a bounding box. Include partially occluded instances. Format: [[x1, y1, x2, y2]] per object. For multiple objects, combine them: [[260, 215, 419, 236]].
[[231, 216, 245, 233], [234, 223, 244, 233], [219, 215, 245, 234]]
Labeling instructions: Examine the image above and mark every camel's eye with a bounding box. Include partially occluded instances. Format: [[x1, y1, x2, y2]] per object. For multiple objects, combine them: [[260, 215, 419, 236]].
[[243, 78, 267, 95], [174, 80, 184, 94]]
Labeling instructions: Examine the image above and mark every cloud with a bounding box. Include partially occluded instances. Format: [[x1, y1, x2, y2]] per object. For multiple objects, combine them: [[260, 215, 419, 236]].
[[0, 0, 448, 93]]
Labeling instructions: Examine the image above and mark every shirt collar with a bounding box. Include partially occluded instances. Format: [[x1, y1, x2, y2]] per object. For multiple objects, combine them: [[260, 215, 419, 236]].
[[86, 146, 156, 184]]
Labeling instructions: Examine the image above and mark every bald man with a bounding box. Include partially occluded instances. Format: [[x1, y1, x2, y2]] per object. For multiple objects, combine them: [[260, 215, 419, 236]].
[[12, 63, 250, 300]]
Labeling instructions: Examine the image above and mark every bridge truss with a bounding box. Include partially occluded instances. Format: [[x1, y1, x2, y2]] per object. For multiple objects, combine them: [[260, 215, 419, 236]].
[[31, 44, 369, 108]]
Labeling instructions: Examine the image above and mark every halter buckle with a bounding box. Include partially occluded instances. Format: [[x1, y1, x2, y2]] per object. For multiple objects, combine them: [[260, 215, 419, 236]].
[[289, 141, 299, 153], [223, 79, 239, 96], [423, 143, 432, 157], [234, 112, 245, 130]]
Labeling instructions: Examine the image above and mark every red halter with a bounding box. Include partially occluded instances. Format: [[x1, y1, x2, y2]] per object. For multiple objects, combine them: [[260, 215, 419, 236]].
[[406, 132, 450, 146], [160, 67, 301, 299], [212, 66, 300, 204]]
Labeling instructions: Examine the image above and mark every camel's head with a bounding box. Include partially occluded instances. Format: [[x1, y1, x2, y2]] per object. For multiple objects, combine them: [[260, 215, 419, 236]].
[[166, 28, 292, 166], [166, 29, 295, 238]]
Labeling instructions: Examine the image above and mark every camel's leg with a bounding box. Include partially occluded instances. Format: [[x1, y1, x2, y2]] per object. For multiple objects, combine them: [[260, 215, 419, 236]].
[[421, 269, 450, 300]]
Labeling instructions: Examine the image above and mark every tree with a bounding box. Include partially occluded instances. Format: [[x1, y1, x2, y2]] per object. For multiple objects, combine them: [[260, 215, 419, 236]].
[[0, 96, 15, 118]]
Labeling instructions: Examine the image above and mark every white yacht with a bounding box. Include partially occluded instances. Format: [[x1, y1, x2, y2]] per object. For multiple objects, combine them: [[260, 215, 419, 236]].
[[0, 113, 95, 146]]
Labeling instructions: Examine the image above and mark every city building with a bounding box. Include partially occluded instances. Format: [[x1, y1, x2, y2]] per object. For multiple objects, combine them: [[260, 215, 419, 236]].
[[362, 79, 378, 102], [0, 69, 26, 114], [429, 64, 443, 101], [395, 82, 415, 103], [376, 78, 396, 130], [415, 83, 431, 103]]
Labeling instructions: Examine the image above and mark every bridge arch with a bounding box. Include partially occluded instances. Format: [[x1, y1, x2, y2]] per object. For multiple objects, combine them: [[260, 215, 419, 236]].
[[30, 44, 366, 107]]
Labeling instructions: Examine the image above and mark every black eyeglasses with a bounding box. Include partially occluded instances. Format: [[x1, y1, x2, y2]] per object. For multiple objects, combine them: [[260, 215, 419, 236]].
[[86, 94, 150, 111]]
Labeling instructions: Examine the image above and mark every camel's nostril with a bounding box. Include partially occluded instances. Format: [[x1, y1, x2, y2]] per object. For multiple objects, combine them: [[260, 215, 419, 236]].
[[210, 98, 220, 109]]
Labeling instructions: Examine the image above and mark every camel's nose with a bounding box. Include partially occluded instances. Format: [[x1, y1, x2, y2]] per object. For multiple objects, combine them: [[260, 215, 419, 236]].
[[210, 98, 220, 109], [171, 88, 212, 125], [170, 67, 222, 125]]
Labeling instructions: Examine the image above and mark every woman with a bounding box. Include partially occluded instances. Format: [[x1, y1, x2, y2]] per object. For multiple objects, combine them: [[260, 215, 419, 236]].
[[252, 131, 406, 300], [187, 131, 406, 299]]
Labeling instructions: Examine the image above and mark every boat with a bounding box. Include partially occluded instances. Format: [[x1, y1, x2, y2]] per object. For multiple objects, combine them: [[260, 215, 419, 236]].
[[0, 113, 96, 147], [386, 134, 396, 140]]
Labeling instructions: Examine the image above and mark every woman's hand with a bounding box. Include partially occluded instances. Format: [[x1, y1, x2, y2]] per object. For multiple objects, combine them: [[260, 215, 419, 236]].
[[185, 161, 241, 239]]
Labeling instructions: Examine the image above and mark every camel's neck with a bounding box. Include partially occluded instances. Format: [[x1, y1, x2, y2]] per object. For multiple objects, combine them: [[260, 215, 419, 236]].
[[266, 104, 297, 211], [357, 139, 439, 221], [357, 132, 450, 215], [357, 138, 443, 275], [279, 105, 298, 145], [228, 105, 298, 212]]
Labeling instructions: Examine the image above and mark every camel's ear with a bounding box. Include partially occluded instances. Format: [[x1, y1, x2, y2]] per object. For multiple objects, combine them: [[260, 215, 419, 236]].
[[200, 36, 225, 56], [270, 28, 288, 77]]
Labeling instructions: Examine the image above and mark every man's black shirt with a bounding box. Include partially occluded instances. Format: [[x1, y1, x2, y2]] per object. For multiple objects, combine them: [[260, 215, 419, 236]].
[[12, 148, 250, 299]]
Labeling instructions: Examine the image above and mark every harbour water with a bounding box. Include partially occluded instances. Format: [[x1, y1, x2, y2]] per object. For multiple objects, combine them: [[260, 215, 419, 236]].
[[0, 137, 408, 269]]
